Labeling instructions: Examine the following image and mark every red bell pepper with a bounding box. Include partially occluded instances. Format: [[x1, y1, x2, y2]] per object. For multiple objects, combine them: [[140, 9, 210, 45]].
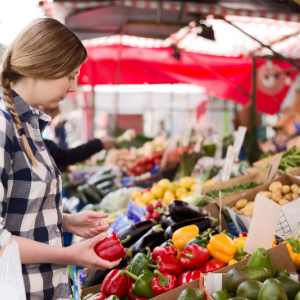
[[126, 265, 135, 287], [238, 232, 248, 237], [89, 293, 108, 300], [178, 270, 201, 286], [128, 283, 149, 300], [94, 233, 130, 261], [180, 245, 210, 269], [151, 270, 178, 297], [152, 246, 177, 262], [200, 258, 227, 273], [149, 256, 184, 275], [101, 269, 128, 299]]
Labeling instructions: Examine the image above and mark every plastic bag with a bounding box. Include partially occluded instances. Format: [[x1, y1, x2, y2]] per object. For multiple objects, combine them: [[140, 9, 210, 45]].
[[0, 237, 26, 300]]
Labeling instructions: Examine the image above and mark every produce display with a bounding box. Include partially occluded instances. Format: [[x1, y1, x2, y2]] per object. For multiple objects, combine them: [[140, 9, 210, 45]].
[[105, 148, 136, 170], [232, 182, 300, 217], [277, 146, 300, 172], [206, 181, 260, 199], [131, 177, 210, 208]]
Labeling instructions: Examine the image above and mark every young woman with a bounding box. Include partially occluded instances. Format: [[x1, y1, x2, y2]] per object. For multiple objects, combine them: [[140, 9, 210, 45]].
[[0, 18, 121, 300]]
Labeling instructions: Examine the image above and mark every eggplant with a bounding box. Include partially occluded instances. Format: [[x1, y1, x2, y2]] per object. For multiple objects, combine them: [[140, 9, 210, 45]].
[[166, 215, 189, 227], [117, 220, 155, 248], [160, 214, 169, 229], [168, 200, 208, 219], [81, 259, 127, 289], [164, 217, 211, 241], [131, 225, 165, 256]]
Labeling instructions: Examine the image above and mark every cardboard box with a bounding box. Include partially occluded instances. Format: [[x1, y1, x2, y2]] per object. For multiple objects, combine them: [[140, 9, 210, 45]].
[[81, 244, 295, 299], [200, 244, 297, 299], [227, 173, 300, 234], [203, 169, 266, 210]]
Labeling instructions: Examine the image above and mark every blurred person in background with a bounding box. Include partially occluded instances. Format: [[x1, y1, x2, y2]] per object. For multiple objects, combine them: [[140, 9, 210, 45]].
[[38, 105, 118, 171]]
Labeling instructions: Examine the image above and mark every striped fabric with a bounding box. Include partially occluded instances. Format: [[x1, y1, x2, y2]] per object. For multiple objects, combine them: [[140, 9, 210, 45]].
[[0, 91, 71, 300], [43, 1, 300, 22]]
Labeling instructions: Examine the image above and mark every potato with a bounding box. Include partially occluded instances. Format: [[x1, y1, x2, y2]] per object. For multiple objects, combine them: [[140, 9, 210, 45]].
[[272, 192, 282, 203], [284, 193, 293, 201], [258, 191, 272, 199], [269, 181, 282, 192], [291, 184, 300, 194], [292, 193, 300, 200], [231, 207, 238, 212], [236, 199, 248, 210], [282, 185, 291, 195], [240, 201, 255, 217], [279, 199, 289, 206]]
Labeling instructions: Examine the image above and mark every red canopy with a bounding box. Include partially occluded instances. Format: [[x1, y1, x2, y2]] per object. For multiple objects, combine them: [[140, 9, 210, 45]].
[[78, 45, 298, 115]]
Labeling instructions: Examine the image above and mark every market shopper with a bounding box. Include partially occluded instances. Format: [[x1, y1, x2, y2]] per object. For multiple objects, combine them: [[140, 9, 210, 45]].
[[39, 106, 118, 171], [0, 18, 121, 300]]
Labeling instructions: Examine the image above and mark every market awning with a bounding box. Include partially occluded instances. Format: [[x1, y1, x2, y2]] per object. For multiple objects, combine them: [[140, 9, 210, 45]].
[[41, 0, 300, 40], [79, 43, 299, 115]]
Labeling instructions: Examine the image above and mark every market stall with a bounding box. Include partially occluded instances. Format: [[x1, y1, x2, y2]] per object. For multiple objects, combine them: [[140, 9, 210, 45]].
[[35, 2, 300, 300]]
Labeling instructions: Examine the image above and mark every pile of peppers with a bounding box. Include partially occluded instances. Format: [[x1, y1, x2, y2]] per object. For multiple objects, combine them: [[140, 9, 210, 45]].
[[83, 226, 249, 300]]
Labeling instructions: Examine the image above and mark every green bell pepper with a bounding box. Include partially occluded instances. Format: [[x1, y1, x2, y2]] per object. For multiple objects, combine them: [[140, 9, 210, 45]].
[[105, 296, 120, 300], [127, 247, 155, 276], [82, 293, 94, 300], [183, 236, 208, 250], [120, 269, 155, 299], [234, 244, 247, 261]]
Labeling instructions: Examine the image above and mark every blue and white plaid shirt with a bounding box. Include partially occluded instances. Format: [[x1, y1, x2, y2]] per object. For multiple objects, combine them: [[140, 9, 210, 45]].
[[0, 90, 72, 300]]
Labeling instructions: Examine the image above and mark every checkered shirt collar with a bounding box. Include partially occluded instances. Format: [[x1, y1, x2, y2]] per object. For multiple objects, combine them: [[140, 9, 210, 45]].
[[9, 90, 52, 133]]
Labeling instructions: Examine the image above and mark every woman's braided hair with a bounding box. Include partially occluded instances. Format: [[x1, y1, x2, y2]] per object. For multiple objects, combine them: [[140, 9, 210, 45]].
[[0, 18, 87, 167]]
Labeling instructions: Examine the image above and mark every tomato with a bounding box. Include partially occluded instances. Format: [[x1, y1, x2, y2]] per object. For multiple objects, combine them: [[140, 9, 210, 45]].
[[154, 158, 161, 165], [146, 163, 154, 171], [135, 165, 144, 175]]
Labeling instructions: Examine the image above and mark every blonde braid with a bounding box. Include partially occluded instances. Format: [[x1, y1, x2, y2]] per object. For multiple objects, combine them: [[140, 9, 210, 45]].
[[0, 52, 38, 167]]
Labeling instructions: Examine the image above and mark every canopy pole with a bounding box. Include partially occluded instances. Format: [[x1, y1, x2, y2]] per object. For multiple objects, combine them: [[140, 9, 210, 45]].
[[222, 18, 300, 71], [251, 56, 257, 138]]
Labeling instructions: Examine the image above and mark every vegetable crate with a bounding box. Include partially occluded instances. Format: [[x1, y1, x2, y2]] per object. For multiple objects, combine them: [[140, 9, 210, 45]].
[[226, 173, 300, 234]]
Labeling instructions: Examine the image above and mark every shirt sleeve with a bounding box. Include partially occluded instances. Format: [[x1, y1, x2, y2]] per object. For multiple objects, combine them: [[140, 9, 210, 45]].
[[0, 114, 14, 249], [43, 139, 103, 167]]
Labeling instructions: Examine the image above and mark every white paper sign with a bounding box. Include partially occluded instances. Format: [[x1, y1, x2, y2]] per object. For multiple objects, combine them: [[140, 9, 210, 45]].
[[202, 273, 223, 294], [195, 179, 202, 195], [233, 126, 247, 162], [243, 195, 282, 254], [194, 136, 203, 153], [222, 145, 235, 182], [182, 128, 192, 147]]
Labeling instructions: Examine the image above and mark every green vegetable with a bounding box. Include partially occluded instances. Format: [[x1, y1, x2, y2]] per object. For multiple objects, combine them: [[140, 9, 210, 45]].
[[120, 270, 155, 299], [99, 187, 142, 212], [127, 247, 155, 276], [182, 194, 206, 207], [82, 293, 94, 300], [206, 181, 260, 199], [177, 288, 206, 300]]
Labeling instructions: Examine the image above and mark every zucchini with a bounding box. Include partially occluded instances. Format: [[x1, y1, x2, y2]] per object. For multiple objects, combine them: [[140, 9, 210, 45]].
[[87, 173, 115, 185], [96, 180, 114, 190]]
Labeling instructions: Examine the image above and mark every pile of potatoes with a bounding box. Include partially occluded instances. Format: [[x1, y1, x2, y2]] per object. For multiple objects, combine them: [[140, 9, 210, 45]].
[[231, 181, 300, 217]]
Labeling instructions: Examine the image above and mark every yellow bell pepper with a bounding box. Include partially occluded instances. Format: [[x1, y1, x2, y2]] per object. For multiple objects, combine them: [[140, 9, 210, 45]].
[[233, 237, 247, 261], [283, 239, 300, 270], [207, 234, 236, 264], [172, 225, 199, 251], [228, 259, 237, 266]]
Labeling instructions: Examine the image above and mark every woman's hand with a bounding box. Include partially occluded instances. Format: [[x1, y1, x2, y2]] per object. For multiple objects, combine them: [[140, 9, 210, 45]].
[[65, 233, 122, 270], [63, 211, 109, 239]]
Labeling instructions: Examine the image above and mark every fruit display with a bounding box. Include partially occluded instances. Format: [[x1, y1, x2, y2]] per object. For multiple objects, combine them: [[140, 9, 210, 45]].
[[232, 182, 300, 217], [131, 177, 209, 208], [135, 136, 167, 157]]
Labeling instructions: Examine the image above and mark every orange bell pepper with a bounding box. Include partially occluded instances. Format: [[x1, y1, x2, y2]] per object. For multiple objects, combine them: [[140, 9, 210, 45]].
[[172, 225, 199, 251]]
